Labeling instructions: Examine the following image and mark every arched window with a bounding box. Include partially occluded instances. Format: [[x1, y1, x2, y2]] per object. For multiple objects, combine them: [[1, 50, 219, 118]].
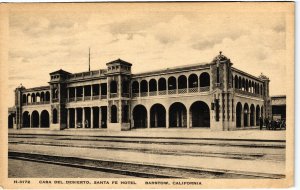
[[200, 72, 210, 87], [178, 75, 187, 89], [22, 94, 27, 104], [131, 81, 139, 94], [53, 109, 58, 124], [235, 76, 239, 89], [242, 78, 245, 91], [168, 76, 176, 90], [149, 79, 157, 92], [45, 91, 50, 101], [158, 78, 166, 91], [40, 92, 45, 102], [31, 93, 36, 102], [140, 80, 148, 96], [188, 74, 198, 88], [27, 94, 31, 103]]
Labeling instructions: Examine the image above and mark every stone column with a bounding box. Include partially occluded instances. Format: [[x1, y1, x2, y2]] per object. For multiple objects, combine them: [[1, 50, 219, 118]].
[[198, 77, 201, 92], [75, 108, 77, 128], [166, 80, 169, 95], [82, 107, 85, 128], [186, 78, 189, 92], [247, 113, 250, 127], [241, 111, 244, 128], [83, 86, 85, 101], [253, 110, 256, 127], [166, 111, 169, 128], [67, 109, 70, 128], [187, 111, 190, 128], [118, 75, 122, 98], [154, 111, 158, 127], [99, 107, 102, 128], [91, 107, 94, 129], [39, 114, 41, 128]]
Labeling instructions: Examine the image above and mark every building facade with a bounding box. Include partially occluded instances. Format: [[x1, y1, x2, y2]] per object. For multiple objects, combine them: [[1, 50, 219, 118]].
[[8, 52, 272, 131], [271, 95, 286, 120]]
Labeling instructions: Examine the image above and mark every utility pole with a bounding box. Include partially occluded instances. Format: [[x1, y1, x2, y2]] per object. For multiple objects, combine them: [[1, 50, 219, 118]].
[[88, 48, 91, 72]]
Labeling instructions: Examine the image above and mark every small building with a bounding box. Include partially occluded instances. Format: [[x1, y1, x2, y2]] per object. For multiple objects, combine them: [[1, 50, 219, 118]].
[[271, 95, 286, 120], [8, 52, 272, 131]]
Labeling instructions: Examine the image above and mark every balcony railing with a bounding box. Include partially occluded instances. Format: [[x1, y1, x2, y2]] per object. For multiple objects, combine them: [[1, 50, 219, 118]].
[[132, 93, 139, 98], [149, 91, 157, 96], [178, 88, 187, 94], [168, 89, 176, 95], [52, 98, 59, 103], [158, 90, 167, 95], [235, 89, 262, 98], [188, 87, 198, 93], [200, 86, 210, 92], [101, 95, 107, 99], [110, 93, 118, 98], [76, 97, 83, 101], [122, 93, 130, 98], [84, 96, 91, 101], [92, 95, 99, 100], [23, 101, 50, 106], [141, 92, 148, 97]]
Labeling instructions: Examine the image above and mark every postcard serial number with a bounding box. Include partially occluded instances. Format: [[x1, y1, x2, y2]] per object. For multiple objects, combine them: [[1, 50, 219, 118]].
[[14, 180, 30, 184]]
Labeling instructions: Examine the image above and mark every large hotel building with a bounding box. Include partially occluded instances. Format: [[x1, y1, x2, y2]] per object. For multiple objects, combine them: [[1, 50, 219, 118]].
[[8, 52, 272, 131]]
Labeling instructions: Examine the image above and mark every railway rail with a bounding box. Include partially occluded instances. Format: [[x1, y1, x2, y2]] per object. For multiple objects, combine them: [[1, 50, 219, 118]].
[[9, 151, 285, 179]]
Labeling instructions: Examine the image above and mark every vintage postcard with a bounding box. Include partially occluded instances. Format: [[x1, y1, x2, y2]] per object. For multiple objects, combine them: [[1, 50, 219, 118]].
[[0, 2, 294, 189]]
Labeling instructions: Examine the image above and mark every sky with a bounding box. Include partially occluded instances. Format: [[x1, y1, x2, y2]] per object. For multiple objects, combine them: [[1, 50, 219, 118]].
[[8, 3, 290, 106]]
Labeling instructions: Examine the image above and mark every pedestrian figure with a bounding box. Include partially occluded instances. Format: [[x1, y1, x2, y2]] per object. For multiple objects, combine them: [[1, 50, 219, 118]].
[[85, 120, 89, 128]]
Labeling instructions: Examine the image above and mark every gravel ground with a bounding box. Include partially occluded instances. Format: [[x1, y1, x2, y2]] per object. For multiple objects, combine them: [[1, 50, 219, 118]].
[[9, 159, 130, 178]]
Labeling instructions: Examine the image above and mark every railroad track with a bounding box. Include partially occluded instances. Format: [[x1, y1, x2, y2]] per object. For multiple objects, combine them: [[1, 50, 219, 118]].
[[8, 151, 285, 179]]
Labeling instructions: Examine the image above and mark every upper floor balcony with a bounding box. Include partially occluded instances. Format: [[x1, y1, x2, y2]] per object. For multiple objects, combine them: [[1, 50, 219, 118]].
[[22, 90, 51, 106], [131, 72, 211, 99], [66, 94, 107, 103], [234, 88, 263, 98]]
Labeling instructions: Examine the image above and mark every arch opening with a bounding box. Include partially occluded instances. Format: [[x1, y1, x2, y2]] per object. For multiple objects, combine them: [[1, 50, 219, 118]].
[[244, 103, 249, 127], [236, 102, 242, 128], [190, 101, 210, 128], [200, 72, 210, 87], [256, 105, 260, 126], [169, 102, 187, 128], [250, 104, 255, 126], [32, 111, 39, 128], [41, 110, 50, 128], [150, 104, 166, 128], [133, 105, 147, 128], [158, 78, 166, 91]]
